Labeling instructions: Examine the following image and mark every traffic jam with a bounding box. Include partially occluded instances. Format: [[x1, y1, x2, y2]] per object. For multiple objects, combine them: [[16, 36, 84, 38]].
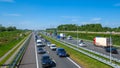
[[35, 34, 69, 68]]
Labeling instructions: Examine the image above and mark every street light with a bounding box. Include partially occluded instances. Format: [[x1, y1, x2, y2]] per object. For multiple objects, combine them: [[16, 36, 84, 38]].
[[110, 31, 112, 63], [77, 24, 79, 47]]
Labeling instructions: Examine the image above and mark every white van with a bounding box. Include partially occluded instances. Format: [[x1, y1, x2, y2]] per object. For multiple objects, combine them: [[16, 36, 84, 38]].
[[36, 39, 43, 47]]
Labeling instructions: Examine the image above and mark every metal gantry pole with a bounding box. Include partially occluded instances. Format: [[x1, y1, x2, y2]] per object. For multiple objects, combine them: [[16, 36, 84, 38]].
[[110, 32, 112, 63]]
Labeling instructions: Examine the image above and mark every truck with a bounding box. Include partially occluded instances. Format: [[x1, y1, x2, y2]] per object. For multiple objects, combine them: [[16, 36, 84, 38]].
[[59, 33, 66, 39], [93, 37, 112, 47]]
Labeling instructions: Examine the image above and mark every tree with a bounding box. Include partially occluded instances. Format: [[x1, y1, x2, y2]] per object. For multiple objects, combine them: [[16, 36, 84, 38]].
[[7, 26, 16, 31]]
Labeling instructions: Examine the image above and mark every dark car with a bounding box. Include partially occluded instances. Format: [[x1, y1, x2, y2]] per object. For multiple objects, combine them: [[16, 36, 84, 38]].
[[37, 47, 46, 54], [41, 54, 55, 68], [44, 39, 49, 43], [56, 48, 67, 57], [105, 47, 118, 54]]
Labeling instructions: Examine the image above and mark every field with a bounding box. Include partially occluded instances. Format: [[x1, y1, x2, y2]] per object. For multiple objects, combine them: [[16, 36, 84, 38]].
[[0, 30, 28, 57]]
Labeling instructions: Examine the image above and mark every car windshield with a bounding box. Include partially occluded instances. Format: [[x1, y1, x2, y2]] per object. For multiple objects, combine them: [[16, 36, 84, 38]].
[[38, 48, 43, 50], [52, 45, 56, 47], [38, 42, 42, 44], [79, 42, 85, 44], [42, 56, 50, 60], [59, 49, 65, 52]]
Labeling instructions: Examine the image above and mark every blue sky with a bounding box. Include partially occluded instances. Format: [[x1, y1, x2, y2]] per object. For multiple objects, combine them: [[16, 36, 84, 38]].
[[0, 0, 120, 29]]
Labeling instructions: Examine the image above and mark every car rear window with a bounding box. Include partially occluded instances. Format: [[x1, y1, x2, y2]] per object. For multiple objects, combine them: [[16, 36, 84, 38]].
[[42, 56, 50, 59]]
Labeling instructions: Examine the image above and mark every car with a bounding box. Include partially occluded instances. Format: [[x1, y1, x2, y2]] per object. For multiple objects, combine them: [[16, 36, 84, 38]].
[[47, 42, 51, 47], [79, 42, 86, 47], [37, 47, 46, 54], [49, 44, 55, 47], [105, 46, 118, 54], [79, 40, 84, 43], [67, 35, 72, 40], [41, 54, 55, 68], [56, 48, 67, 57], [36, 42, 45, 47], [50, 44, 57, 50], [44, 39, 49, 43]]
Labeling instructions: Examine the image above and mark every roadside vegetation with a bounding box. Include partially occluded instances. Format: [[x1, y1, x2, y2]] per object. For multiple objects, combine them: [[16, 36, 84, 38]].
[[0, 25, 31, 57], [46, 24, 120, 46], [56, 24, 120, 32], [40, 33, 111, 68]]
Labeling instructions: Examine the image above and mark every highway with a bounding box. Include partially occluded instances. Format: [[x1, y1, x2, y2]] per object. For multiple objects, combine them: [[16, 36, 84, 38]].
[[37, 45, 80, 68], [62, 38, 120, 60], [19, 34, 37, 68], [19, 34, 81, 68], [36, 38, 80, 68]]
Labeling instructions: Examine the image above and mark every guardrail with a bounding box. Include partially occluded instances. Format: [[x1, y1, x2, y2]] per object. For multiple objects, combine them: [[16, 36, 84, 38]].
[[8, 34, 32, 68], [41, 32, 120, 68], [66, 37, 120, 63]]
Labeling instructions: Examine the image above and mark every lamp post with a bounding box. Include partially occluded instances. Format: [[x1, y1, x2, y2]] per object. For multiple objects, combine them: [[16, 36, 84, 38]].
[[110, 31, 112, 63], [77, 24, 79, 47], [63, 26, 65, 40]]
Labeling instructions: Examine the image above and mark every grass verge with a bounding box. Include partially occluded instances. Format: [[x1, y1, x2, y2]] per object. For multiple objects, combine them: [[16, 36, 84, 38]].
[[0, 34, 29, 66]]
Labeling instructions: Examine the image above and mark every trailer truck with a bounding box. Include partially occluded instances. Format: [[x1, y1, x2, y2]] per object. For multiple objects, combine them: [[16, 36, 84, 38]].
[[93, 37, 112, 47], [60, 33, 66, 39]]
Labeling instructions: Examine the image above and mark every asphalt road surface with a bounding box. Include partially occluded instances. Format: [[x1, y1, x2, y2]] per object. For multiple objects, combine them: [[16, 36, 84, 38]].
[[19, 34, 37, 68], [37, 41, 81, 68], [19, 33, 81, 68]]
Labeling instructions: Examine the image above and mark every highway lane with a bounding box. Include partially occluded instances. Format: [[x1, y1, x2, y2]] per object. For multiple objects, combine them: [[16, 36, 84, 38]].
[[62, 38, 120, 60], [19, 34, 37, 68], [37, 42, 80, 68]]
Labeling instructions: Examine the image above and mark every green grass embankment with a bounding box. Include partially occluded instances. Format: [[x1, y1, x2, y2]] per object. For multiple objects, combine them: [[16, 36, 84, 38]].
[[0, 31, 29, 57], [0, 32, 31, 66]]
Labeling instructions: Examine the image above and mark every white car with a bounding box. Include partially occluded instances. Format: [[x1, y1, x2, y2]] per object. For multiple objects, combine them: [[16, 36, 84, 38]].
[[36, 42, 43, 47], [79, 42, 86, 47], [67, 36, 72, 40], [50, 44, 57, 50]]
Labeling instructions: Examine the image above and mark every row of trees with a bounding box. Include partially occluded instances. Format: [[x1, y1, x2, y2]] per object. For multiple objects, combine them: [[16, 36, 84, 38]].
[[57, 24, 120, 32], [0, 25, 17, 32]]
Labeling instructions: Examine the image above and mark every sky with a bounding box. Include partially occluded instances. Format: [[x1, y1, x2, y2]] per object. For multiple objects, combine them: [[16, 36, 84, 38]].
[[0, 0, 120, 30]]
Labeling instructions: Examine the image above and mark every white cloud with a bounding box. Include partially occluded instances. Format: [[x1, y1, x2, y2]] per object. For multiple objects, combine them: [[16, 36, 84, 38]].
[[3, 13, 21, 16], [0, 0, 14, 2], [91, 18, 102, 21], [114, 3, 120, 7]]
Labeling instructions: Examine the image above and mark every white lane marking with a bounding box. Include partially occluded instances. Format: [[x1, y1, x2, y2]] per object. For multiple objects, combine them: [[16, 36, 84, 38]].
[[34, 34, 39, 68], [67, 57, 81, 68]]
